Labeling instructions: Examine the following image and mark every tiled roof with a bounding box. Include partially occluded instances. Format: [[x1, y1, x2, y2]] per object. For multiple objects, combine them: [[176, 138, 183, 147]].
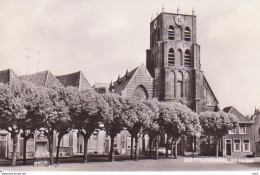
[[20, 71, 63, 88], [110, 67, 138, 94], [0, 69, 22, 85], [203, 75, 218, 104], [56, 71, 93, 91], [223, 106, 251, 123]]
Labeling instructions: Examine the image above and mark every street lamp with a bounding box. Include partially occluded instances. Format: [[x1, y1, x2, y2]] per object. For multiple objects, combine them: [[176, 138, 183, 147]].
[[192, 132, 195, 158]]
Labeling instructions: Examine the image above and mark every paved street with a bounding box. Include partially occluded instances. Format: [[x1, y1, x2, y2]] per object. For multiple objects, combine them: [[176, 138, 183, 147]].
[[1, 156, 260, 171]]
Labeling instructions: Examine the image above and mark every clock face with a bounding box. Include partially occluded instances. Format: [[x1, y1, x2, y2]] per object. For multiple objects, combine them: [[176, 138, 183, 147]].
[[175, 15, 184, 26], [154, 20, 157, 29]]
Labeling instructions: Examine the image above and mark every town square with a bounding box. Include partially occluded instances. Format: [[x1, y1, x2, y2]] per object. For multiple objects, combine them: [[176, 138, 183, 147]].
[[0, 0, 260, 173]]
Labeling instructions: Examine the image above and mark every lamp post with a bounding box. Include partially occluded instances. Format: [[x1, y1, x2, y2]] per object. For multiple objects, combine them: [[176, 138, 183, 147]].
[[192, 132, 195, 158]]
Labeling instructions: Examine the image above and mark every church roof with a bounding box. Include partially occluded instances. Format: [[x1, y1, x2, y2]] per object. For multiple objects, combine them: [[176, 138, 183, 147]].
[[0, 69, 22, 85], [203, 75, 219, 104], [110, 67, 138, 94], [20, 71, 63, 88], [223, 106, 252, 123], [56, 71, 93, 91]]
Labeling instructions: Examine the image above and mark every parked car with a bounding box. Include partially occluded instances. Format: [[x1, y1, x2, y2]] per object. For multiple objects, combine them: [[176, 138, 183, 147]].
[[157, 147, 171, 155], [145, 147, 171, 155], [144, 147, 157, 155]]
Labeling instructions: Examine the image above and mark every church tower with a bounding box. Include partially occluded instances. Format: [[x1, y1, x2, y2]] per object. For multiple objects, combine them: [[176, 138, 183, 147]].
[[146, 11, 218, 112]]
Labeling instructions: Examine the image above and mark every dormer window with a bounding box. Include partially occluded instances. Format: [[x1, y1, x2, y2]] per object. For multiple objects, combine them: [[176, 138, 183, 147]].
[[239, 125, 246, 134], [184, 27, 191, 41], [168, 26, 175, 40]]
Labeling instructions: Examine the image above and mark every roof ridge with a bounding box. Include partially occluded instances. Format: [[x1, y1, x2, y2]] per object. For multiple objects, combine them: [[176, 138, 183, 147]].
[[44, 71, 49, 87]]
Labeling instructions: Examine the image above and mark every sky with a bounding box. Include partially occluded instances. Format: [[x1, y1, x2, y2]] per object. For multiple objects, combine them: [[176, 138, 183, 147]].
[[0, 0, 260, 115]]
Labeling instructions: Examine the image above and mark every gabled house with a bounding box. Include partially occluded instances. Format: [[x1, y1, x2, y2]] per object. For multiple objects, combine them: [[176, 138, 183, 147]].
[[0, 69, 24, 159], [0, 69, 23, 85], [0, 69, 107, 160], [56, 71, 93, 91], [252, 109, 260, 156], [222, 106, 254, 157], [20, 70, 63, 88]]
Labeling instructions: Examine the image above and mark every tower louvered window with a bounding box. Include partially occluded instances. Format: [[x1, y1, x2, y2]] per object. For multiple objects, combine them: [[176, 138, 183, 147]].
[[184, 27, 191, 41], [184, 50, 191, 67], [168, 26, 175, 40], [168, 48, 175, 66]]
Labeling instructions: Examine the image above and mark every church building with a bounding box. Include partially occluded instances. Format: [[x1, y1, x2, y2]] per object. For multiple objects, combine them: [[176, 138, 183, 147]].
[[110, 11, 218, 113]]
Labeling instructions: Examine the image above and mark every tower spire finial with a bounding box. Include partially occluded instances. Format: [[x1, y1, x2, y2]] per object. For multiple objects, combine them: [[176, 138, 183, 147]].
[[192, 5, 195, 15], [177, 4, 180, 14], [162, 3, 165, 12]]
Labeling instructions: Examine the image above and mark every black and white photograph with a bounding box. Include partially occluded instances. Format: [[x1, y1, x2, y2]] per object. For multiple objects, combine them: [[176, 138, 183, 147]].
[[0, 0, 260, 174]]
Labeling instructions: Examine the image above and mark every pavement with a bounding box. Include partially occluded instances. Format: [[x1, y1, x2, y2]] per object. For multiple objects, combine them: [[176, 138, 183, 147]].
[[1, 155, 260, 171]]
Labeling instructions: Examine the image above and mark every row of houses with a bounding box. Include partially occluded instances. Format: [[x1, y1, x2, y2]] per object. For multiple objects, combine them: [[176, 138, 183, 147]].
[[0, 68, 260, 160]]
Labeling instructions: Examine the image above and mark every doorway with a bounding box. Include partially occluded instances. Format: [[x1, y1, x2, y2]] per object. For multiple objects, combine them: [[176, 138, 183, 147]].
[[0, 134, 7, 158], [225, 139, 231, 156]]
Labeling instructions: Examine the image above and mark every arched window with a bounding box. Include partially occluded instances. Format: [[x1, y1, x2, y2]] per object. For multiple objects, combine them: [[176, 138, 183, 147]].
[[184, 27, 191, 41], [184, 72, 191, 98], [176, 81, 183, 98], [176, 71, 183, 98], [133, 85, 148, 99], [168, 26, 175, 40], [168, 48, 175, 66], [168, 71, 175, 98], [176, 49, 183, 66], [184, 50, 192, 67]]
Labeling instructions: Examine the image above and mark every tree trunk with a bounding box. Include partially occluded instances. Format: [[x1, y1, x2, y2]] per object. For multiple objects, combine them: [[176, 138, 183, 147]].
[[11, 134, 18, 166], [149, 137, 153, 158], [48, 134, 54, 165], [109, 136, 115, 162], [174, 140, 178, 159], [216, 139, 219, 158], [83, 136, 89, 163], [171, 139, 174, 157], [56, 135, 63, 164], [23, 136, 28, 165], [155, 138, 159, 160], [130, 136, 133, 159], [134, 136, 139, 161], [166, 135, 169, 158], [142, 134, 145, 153]]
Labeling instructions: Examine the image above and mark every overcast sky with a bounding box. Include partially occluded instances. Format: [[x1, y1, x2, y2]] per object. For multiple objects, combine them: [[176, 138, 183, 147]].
[[0, 0, 259, 115]]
